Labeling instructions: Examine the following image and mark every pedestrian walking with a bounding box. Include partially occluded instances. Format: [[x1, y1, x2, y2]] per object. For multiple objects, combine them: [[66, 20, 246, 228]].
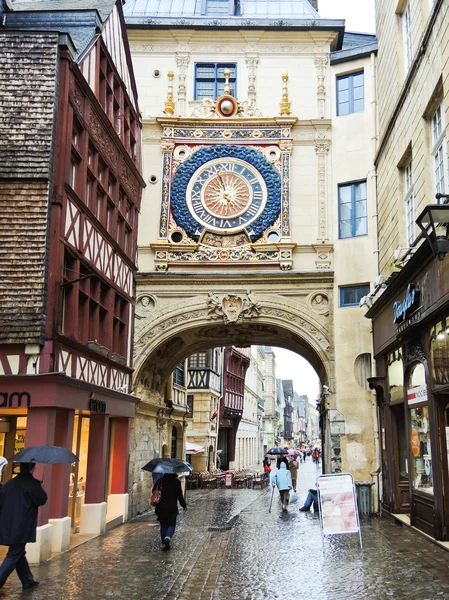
[[0, 462, 47, 592], [272, 462, 292, 512], [289, 457, 299, 492], [153, 473, 187, 551], [312, 448, 320, 464], [264, 463, 271, 486]]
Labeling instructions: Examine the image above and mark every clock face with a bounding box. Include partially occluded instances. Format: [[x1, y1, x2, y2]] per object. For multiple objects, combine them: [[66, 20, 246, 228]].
[[186, 158, 267, 234]]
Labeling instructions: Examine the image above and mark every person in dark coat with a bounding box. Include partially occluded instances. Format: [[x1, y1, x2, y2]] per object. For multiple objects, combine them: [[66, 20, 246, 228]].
[[153, 473, 186, 551], [0, 462, 47, 592]]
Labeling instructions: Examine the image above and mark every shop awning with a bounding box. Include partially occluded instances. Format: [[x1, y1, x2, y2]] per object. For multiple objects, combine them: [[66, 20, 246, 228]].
[[186, 442, 205, 455]]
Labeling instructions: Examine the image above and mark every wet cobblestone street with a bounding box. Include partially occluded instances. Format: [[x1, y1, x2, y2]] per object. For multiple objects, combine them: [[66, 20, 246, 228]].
[[2, 461, 449, 600]]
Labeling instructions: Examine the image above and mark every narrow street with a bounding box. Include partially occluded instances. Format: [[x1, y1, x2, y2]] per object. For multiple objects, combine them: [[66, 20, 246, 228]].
[[0, 462, 447, 600]]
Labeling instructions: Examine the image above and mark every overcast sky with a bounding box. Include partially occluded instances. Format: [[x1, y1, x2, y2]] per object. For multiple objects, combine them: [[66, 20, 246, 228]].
[[272, 348, 321, 405], [318, 0, 376, 33]]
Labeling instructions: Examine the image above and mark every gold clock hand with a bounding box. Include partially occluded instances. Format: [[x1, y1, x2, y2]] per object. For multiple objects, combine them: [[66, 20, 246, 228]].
[[217, 171, 227, 192]]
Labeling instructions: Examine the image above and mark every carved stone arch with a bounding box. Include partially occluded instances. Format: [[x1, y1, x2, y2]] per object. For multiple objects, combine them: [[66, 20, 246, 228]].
[[133, 283, 333, 395]]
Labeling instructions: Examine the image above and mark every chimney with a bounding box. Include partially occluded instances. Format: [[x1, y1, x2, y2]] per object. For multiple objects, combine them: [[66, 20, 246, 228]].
[[309, 0, 318, 10]]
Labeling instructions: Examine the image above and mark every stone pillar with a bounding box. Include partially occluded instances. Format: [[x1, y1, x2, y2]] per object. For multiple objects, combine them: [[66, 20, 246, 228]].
[[85, 414, 109, 504]]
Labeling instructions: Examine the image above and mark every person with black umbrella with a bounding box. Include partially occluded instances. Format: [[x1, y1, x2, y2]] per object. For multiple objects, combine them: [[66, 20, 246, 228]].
[[0, 462, 47, 592], [152, 473, 187, 551]]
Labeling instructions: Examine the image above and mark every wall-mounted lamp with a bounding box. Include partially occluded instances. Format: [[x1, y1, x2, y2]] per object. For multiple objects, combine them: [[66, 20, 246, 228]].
[[415, 200, 449, 261]]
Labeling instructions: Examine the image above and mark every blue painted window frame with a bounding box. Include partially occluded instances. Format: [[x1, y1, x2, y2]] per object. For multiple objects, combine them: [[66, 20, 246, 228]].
[[336, 71, 364, 116], [338, 180, 368, 239], [194, 63, 237, 101], [340, 285, 370, 307]]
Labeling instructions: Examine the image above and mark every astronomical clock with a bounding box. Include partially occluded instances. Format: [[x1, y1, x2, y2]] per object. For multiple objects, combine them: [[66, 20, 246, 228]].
[[153, 70, 297, 270]]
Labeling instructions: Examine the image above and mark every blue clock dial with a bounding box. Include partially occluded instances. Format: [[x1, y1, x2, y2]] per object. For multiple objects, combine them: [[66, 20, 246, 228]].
[[170, 145, 282, 242]]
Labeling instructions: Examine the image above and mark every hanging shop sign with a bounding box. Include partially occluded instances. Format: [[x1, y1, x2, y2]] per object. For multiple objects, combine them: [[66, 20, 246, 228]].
[[407, 385, 428, 406], [316, 473, 362, 549], [393, 284, 420, 324], [0, 392, 31, 408]]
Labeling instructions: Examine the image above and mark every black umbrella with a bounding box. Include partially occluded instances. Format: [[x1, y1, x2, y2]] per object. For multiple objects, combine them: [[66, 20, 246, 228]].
[[266, 447, 289, 455], [10, 445, 79, 464], [142, 458, 193, 474]]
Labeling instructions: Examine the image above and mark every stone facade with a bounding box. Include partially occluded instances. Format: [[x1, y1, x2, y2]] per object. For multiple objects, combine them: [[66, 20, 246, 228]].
[[125, 5, 379, 511], [374, 0, 449, 274]]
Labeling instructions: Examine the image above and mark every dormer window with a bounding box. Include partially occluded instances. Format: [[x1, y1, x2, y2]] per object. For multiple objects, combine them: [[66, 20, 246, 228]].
[[207, 0, 230, 16]]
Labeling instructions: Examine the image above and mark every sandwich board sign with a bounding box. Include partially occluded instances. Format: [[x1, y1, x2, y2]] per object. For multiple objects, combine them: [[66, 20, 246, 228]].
[[316, 473, 362, 549]]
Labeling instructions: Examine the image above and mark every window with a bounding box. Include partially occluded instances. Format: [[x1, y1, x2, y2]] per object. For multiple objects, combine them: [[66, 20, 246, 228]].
[[336, 71, 364, 116], [338, 181, 368, 238], [354, 354, 372, 389], [173, 362, 185, 387], [403, 2, 413, 71], [404, 161, 415, 245], [432, 103, 449, 196], [171, 426, 177, 459], [340, 285, 370, 307], [189, 352, 207, 368], [194, 63, 236, 101], [206, 0, 229, 15], [186, 395, 194, 418]]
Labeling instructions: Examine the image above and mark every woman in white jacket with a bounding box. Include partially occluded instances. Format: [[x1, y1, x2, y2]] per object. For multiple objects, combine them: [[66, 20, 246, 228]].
[[272, 462, 292, 511]]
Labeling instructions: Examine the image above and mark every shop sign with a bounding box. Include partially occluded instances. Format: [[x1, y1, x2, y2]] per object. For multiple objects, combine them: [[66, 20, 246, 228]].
[[407, 385, 428, 406], [0, 392, 31, 408], [393, 284, 420, 324], [88, 398, 106, 413]]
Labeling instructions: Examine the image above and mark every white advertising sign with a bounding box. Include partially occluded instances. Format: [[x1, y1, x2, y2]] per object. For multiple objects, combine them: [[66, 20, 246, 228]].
[[407, 385, 428, 406], [317, 473, 360, 538]]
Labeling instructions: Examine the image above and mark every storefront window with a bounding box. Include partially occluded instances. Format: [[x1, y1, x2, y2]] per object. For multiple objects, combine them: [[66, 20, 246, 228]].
[[388, 351, 404, 404], [430, 319, 449, 385], [69, 415, 90, 531], [409, 405, 432, 494]]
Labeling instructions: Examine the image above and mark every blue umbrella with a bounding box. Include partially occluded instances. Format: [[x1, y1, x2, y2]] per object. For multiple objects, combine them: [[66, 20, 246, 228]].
[[142, 458, 193, 474], [10, 445, 79, 464]]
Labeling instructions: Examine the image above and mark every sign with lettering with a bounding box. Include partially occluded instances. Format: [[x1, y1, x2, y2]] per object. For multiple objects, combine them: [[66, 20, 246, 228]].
[[88, 398, 106, 413], [393, 284, 420, 324], [407, 385, 428, 406], [0, 392, 31, 408]]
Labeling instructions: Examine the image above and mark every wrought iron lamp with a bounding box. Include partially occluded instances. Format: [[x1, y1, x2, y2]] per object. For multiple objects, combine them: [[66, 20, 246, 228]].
[[415, 199, 449, 261]]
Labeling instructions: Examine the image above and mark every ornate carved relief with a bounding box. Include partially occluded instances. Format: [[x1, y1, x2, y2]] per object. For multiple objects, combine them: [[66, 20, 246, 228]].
[[315, 142, 330, 242], [207, 291, 261, 323], [404, 343, 426, 365], [309, 292, 329, 315], [314, 55, 329, 119], [175, 54, 190, 116], [245, 54, 259, 102]]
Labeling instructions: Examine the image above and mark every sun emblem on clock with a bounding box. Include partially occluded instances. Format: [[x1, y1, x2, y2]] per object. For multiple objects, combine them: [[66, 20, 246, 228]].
[[203, 171, 251, 218], [186, 157, 267, 234]]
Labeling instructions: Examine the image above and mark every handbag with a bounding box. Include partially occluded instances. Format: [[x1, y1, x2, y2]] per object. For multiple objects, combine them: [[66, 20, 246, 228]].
[[150, 481, 162, 506]]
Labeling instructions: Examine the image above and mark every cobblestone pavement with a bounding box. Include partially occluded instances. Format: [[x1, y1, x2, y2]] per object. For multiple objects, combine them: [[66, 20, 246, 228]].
[[1, 461, 449, 600]]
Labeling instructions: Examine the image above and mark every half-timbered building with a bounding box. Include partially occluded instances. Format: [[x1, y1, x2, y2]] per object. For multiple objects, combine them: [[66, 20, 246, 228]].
[[0, 0, 144, 561]]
